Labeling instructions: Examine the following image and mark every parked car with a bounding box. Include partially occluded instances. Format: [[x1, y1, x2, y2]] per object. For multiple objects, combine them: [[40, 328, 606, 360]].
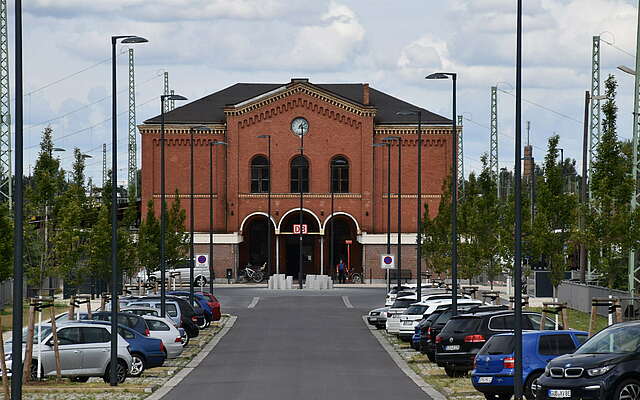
[[398, 299, 483, 341], [436, 310, 560, 377], [124, 296, 200, 339], [413, 312, 442, 351], [121, 306, 160, 318], [169, 291, 212, 327], [367, 307, 389, 330], [384, 286, 413, 306], [90, 311, 151, 337], [423, 305, 509, 361], [535, 321, 640, 400], [148, 259, 211, 287], [386, 293, 471, 335], [4, 323, 132, 383], [197, 291, 222, 321], [143, 315, 185, 358], [471, 330, 588, 400]]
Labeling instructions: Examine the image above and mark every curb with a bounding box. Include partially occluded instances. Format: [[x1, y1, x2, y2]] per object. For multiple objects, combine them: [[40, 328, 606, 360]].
[[361, 316, 446, 400], [146, 316, 237, 400]]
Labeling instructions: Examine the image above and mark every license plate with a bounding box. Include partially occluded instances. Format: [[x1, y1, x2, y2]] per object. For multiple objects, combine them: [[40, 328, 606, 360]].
[[548, 389, 571, 398], [369, 317, 377, 321], [477, 377, 493, 384], [444, 345, 460, 351], [403, 321, 413, 325]]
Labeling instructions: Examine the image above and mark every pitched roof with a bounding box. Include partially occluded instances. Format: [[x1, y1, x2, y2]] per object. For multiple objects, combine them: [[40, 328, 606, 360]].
[[143, 81, 451, 125]]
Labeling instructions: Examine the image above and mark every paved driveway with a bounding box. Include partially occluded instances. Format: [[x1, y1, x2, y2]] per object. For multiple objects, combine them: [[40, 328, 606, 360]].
[[162, 287, 431, 400]]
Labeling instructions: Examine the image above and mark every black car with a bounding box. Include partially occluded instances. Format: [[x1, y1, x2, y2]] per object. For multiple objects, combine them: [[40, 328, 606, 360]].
[[536, 321, 640, 400], [422, 305, 508, 362], [90, 311, 150, 336], [130, 295, 200, 338], [435, 310, 559, 376], [416, 312, 442, 352]]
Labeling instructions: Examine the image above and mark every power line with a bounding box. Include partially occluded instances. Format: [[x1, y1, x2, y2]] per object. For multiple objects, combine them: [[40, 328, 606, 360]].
[[497, 88, 583, 124]]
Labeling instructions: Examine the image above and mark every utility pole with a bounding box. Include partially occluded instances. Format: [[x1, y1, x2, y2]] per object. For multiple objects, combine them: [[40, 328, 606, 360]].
[[102, 143, 107, 188], [589, 36, 601, 203], [128, 48, 137, 198], [629, 7, 640, 295], [0, 0, 10, 207], [457, 115, 464, 196], [490, 86, 499, 195], [163, 71, 170, 114]]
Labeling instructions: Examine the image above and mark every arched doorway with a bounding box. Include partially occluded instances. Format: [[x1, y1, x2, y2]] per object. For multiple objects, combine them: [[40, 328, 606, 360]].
[[278, 209, 321, 279], [239, 214, 275, 274], [324, 214, 361, 279]]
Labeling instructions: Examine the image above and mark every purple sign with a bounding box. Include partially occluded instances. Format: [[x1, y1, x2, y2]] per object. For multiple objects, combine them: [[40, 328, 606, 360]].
[[197, 255, 207, 263], [383, 256, 393, 264]]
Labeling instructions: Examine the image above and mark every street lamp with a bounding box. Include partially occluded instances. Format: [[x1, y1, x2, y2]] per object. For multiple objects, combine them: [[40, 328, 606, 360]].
[[397, 110, 423, 300], [109, 34, 147, 387], [425, 71, 458, 315], [189, 126, 210, 306], [257, 134, 272, 278], [209, 140, 227, 295], [298, 123, 307, 289], [159, 92, 187, 319], [373, 142, 392, 292], [383, 136, 401, 290]]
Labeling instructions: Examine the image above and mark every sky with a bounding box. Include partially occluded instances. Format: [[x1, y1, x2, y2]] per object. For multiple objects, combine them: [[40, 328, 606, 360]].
[[8, 0, 640, 186]]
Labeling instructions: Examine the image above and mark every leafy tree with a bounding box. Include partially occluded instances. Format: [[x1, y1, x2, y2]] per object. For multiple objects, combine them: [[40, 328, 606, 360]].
[[423, 177, 452, 277], [138, 200, 160, 273], [165, 190, 188, 266], [0, 202, 12, 281]]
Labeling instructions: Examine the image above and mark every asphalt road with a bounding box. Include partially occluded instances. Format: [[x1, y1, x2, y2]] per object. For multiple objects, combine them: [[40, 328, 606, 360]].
[[162, 286, 431, 400]]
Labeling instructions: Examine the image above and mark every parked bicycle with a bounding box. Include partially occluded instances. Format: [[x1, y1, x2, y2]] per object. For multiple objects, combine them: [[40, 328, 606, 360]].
[[239, 262, 266, 283]]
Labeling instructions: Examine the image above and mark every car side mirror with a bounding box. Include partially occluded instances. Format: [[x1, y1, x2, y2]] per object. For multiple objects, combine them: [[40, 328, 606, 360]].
[[45, 339, 54, 347]]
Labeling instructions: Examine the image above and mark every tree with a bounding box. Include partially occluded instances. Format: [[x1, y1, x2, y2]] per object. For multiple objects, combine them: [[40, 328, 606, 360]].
[[165, 190, 188, 266], [423, 177, 452, 277], [138, 200, 160, 273], [0, 202, 12, 281], [530, 134, 577, 294]]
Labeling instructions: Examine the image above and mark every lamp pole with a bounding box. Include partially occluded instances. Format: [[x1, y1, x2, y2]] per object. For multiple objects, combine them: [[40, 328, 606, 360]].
[[189, 126, 210, 305], [159, 93, 187, 318], [426, 72, 457, 315], [383, 136, 401, 289], [257, 135, 272, 277], [373, 142, 392, 292], [110, 34, 147, 387], [298, 124, 306, 289], [211, 140, 226, 289], [330, 160, 335, 279]]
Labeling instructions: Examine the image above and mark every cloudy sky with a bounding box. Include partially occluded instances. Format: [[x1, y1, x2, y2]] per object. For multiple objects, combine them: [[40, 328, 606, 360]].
[[10, 0, 640, 186]]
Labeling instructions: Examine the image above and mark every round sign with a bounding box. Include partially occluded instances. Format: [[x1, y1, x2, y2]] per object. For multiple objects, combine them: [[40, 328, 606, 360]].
[[383, 256, 393, 265], [197, 255, 207, 263]]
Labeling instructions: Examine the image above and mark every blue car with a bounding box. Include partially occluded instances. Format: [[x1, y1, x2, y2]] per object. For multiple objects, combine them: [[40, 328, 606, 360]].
[[411, 326, 421, 350], [471, 330, 588, 400], [83, 320, 166, 377]]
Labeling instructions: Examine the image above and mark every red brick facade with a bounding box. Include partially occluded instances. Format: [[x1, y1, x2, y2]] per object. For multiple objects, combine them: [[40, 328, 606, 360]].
[[139, 80, 456, 281]]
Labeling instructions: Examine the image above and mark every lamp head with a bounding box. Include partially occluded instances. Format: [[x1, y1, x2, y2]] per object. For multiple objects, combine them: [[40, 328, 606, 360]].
[[617, 65, 636, 76], [163, 94, 188, 101], [53, 147, 66, 152], [425, 72, 450, 80], [396, 111, 417, 116], [382, 136, 400, 143], [213, 141, 228, 146], [121, 36, 148, 44], [82, 154, 93, 159]]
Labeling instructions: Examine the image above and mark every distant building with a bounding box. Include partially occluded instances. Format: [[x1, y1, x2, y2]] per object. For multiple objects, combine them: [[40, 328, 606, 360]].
[[139, 79, 456, 280]]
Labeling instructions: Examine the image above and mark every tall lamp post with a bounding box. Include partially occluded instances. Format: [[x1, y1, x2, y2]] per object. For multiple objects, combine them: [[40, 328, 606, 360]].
[[159, 93, 187, 318], [257, 135, 272, 278], [426, 72, 457, 315], [383, 136, 401, 289], [297, 122, 308, 289], [373, 142, 392, 292], [209, 140, 227, 295], [189, 126, 210, 306], [110, 34, 147, 387], [397, 110, 423, 300]]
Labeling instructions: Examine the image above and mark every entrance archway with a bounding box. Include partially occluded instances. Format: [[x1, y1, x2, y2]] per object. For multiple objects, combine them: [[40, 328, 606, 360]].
[[278, 209, 321, 279], [324, 214, 361, 279], [239, 214, 275, 274]]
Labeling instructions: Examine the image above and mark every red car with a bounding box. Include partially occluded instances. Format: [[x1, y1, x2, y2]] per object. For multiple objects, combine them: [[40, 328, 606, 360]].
[[197, 292, 221, 321]]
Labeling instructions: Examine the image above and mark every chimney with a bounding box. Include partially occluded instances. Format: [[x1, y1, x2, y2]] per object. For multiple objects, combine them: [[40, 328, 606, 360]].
[[362, 83, 369, 105], [523, 145, 534, 180]]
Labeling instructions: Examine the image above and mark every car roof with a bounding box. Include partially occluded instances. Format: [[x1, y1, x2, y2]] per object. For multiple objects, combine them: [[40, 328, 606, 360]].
[[492, 330, 589, 338], [122, 306, 158, 312], [415, 298, 483, 306], [455, 309, 525, 318]]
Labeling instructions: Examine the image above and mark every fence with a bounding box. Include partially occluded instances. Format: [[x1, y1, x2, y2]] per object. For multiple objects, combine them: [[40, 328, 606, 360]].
[[557, 280, 629, 317]]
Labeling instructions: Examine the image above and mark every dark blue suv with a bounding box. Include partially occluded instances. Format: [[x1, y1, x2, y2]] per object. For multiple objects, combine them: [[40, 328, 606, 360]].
[[471, 330, 587, 400]]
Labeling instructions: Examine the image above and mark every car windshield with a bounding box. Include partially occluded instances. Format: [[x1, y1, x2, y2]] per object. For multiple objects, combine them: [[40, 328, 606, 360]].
[[391, 299, 416, 308], [12, 326, 52, 344], [576, 324, 640, 354], [441, 317, 481, 334], [434, 310, 454, 325], [405, 305, 428, 315]]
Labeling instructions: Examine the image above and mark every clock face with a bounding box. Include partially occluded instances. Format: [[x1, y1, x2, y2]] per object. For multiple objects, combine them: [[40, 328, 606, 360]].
[[291, 117, 309, 136]]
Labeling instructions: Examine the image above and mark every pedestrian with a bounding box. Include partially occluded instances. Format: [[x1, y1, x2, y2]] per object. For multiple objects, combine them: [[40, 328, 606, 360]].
[[336, 259, 346, 284]]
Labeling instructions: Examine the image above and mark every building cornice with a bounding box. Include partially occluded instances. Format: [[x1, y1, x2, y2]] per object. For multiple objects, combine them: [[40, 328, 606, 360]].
[[374, 124, 458, 136], [138, 123, 226, 136]]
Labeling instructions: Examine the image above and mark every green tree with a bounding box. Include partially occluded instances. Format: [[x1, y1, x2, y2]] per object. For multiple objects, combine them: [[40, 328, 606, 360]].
[[423, 177, 452, 277], [138, 200, 160, 273], [165, 190, 188, 266], [0, 202, 12, 281]]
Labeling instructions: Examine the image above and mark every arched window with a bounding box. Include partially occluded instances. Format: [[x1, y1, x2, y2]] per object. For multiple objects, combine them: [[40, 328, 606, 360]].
[[331, 156, 349, 193], [250, 156, 270, 193], [290, 156, 309, 193]]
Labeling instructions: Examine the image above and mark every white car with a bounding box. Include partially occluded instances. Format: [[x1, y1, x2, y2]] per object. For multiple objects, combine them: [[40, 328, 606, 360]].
[[148, 260, 211, 287], [397, 298, 484, 340], [386, 293, 472, 335], [143, 316, 184, 359], [5, 323, 132, 383]]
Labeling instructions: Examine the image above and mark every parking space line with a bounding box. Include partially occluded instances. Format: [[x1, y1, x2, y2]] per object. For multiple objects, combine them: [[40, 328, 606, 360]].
[[248, 297, 260, 308], [342, 296, 353, 308]]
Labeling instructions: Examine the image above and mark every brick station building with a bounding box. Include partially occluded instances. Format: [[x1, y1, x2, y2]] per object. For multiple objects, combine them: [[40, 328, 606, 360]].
[[139, 78, 456, 281]]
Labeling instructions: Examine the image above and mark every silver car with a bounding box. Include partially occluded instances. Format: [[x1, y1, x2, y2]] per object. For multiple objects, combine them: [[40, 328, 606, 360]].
[[143, 316, 184, 359], [148, 260, 211, 287], [5, 323, 132, 383]]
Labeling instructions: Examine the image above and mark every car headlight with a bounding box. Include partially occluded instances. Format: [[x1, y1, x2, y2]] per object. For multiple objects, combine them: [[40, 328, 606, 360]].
[[587, 365, 614, 377], [544, 364, 550, 376]]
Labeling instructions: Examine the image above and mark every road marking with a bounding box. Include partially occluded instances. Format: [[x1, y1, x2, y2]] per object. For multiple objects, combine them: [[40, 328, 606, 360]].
[[248, 297, 260, 308], [342, 296, 353, 308], [362, 316, 444, 400]]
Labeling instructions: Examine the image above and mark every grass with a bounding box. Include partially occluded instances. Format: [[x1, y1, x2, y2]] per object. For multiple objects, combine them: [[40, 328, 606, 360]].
[[525, 306, 608, 334], [0, 303, 70, 333]]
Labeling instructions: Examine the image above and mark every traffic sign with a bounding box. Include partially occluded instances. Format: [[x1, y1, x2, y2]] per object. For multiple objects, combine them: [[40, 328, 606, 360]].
[[293, 224, 308, 234], [195, 254, 209, 268], [380, 254, 395, 269]]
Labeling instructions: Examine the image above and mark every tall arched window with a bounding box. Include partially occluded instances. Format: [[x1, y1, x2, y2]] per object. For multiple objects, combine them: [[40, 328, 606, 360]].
[[331, 156, 349, 193], [290, 156, 309, 193], [251, 156, 270, 193]]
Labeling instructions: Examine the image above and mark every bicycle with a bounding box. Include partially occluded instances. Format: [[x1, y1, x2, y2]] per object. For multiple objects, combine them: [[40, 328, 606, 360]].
[[240, 262, 266, 283]]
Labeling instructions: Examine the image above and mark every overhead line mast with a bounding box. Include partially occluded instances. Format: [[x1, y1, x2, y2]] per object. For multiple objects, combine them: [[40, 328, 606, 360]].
[[0, 0, 10, 206], [128, 48, 137, 198], [457, 115, 464, 196], [589, 36, 602, 203], [490, 86, 499, 192]]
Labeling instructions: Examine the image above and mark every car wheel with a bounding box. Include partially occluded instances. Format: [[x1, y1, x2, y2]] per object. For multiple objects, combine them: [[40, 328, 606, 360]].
[[615, 379, 640, 400], [195, 276, 207, 287], [129, 354, 145, 377], [197, 318, 207, 329], [29, 361, 41, 381], [103, 360, 128, 384], [182, 334, 190, 347], [71, 376, 90, 383], [205, 320, 211, 328], [524, 371, 543, 400], [444, 367, 458, 378], [426, 351, 436, 363]]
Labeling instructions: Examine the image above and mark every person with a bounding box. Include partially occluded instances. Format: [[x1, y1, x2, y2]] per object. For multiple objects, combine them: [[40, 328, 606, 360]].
[[336, 259, 346, 284]]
